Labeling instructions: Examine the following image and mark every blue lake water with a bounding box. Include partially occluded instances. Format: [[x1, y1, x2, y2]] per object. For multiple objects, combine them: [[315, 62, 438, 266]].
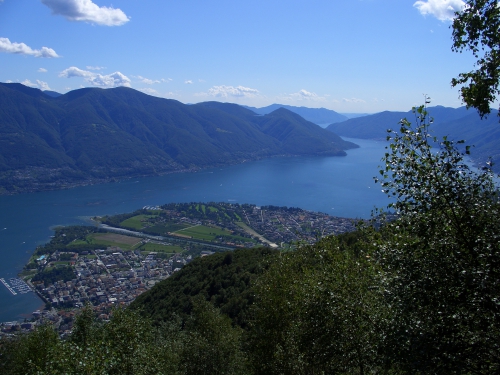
[[0, 138, 390, 322]]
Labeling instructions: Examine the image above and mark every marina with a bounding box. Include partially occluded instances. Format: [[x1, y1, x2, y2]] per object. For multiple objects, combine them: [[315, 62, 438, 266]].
[[0, 278, 32, 296]]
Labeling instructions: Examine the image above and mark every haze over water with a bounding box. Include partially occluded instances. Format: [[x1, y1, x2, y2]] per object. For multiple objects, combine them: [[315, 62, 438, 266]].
[[0, 138, 389, 322]]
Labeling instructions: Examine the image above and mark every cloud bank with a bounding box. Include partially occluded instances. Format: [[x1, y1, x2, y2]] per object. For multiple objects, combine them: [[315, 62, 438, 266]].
[[0, 37, 59, 58], [413, 0, 465, 21], [59, 66, 131, 88], [41, 0, 130, 26]]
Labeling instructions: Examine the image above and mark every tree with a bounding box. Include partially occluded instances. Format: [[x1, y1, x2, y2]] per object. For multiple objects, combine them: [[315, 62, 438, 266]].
[[180, 297, 248, 375], [375, 104, 500, 373], [248, 236, 390, 374], [451, 0, 500, 117], [0, 324, 59, 375]]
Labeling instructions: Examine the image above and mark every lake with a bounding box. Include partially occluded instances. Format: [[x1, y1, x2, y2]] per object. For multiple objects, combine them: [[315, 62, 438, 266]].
[[0, 137, 390, 322]]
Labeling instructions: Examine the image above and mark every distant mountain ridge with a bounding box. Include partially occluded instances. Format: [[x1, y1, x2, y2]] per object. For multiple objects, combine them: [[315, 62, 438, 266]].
[[244, 103, 348, 124], [43, 90, 62, 98], [0, 83, 357, 194], [326, 105, 500, 172]]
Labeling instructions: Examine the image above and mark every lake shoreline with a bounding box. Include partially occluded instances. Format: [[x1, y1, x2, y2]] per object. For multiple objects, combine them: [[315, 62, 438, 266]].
[[0, 149, 358, 196]]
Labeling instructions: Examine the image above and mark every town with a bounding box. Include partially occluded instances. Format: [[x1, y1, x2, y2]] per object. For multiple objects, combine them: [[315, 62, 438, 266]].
[[1, 246, 194, 336]]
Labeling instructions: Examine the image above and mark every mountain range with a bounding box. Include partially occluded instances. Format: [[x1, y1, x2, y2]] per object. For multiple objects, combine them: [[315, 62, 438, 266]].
[[327, 106, 500, 172], [0, 83, 356, 194]]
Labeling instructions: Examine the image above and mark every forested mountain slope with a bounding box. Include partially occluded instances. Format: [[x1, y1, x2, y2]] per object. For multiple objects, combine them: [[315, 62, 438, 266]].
[[0, 83, 356, 194]]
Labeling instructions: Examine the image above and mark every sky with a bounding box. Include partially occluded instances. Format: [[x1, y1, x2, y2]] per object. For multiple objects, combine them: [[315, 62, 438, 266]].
[[0, 0, 481, 113]]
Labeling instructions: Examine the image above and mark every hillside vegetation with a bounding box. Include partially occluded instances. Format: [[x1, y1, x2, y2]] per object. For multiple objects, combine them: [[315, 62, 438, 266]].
[[130, 247, 279, 328]]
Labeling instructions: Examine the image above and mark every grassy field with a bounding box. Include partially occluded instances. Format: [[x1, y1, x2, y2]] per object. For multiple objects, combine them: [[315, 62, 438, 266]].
[[146, 222, 191, 235], [175, 225, 228, 241], [174, 225, 253, 243], [139, 243, 183, 253], [87, 233, 142, 250]]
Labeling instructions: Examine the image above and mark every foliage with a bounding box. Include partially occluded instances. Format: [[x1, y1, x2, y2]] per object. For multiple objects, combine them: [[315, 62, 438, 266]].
[[0, 303, 249, 375], [452, 0, 500, 117], [0, 324, 59, 375], [180, 297, 248, 375], [31, 265, 76, 286], [375, 104, 500, 373], [248, 235, 390, 374]]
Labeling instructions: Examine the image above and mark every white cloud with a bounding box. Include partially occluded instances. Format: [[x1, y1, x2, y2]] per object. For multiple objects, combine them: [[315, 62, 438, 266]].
[[342, 97, 366, 103], [133, 76, 172, 85], [413, 0, 465, 21], [21, 79, 51, 90], [136, 75, 160, 85], [59, 66, 131, 88], [204, 85, 259, 98], [86, 65, 105, 70], [41, 0, 130, 26], [38, 68, 48, 73], [37, 80, 51, 90], [21, 79, 37, 87], [59, 66, 94, 78], [279, 89, 326, 102], [138, 87, 159, 96], [185, 80, 193, 84], [0, 37, 59, 58], [90, 72, 131, 87]]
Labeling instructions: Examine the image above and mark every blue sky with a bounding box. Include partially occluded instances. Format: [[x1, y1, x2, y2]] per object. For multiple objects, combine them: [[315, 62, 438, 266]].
[[0, 0, 477, 113]]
